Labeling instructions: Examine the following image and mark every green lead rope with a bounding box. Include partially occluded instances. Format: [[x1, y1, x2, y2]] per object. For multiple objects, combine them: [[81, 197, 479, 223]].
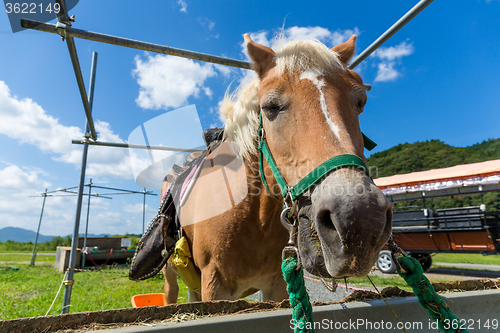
[[282, 257, 315, 333], [396, 256, 469, 333], [281, 254, 469, 333]]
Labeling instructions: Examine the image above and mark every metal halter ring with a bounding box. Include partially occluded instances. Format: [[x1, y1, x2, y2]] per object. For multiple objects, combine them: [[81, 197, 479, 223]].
[[280, 207, 295, 237], [280, 207, 301, 267], [282, 245, 301, 266]]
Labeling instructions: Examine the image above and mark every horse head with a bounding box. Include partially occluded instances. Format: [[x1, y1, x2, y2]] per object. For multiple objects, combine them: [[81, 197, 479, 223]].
[[242, 34, 392, 279]]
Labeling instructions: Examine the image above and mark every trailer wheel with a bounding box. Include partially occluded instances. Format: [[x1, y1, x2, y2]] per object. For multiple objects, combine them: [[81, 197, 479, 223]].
[[411, 253, 432, 272], [377, 250, 396, 274]]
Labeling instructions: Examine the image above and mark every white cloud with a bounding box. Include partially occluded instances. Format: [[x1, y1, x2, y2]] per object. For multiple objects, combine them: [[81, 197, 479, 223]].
[[0, 165, 52, 217], [286, 26, 359, 47], [0, 164, 76, 234], [132, 55, 234, 110], [199, 18, 215, 30], [0, 165, 50, 192], [202, 87, 213, 98], [177, 0, 187, 13], [285, 26, 332, 42], [0, 81, 81, 155], [374, 62, 399, 82], [213, 64, 233, 78], [0, 163, 152, 236], [372, 41, 414, 82], [56, 120, 149, 180], [124, 203, 155, 214], [132, 54, 220, 110], [374, 42, 414, 61], [0, 80, 147, 180], [0, 82, 158, 235]]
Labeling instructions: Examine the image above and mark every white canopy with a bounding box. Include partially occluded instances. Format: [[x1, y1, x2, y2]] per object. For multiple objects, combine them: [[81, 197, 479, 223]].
[[374, 159, 500, 197]]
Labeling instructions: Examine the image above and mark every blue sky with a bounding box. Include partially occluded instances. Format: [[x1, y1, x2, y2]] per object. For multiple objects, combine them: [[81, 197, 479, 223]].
[[1, 0, 499, 236]]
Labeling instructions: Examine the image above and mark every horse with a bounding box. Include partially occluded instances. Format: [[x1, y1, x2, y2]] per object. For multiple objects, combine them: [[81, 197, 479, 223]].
[[159, 34, 393, 303]]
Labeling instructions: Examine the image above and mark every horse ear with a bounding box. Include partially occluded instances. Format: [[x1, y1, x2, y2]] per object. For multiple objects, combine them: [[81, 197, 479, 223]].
[[244, 34, 276, 79], [331, 35, 357, 66]]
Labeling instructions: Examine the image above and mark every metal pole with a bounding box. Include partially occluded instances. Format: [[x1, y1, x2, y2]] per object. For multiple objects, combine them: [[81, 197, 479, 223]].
[[20, 19, 251, 70], [66, 37, 97, 140], [71, 140, 203, 152], [92, 185, 153, 194], [30, 189, 47, 266], [52, 0, 97, 140], [81, 179, 92, 268], [348, 0, 434, 69], [61, 52, 98, 314], [142, 188, 146, 234], [65, 37, 98, 140]]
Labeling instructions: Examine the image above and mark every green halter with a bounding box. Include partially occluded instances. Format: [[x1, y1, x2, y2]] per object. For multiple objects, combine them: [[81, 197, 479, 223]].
[[258, 114, 375, 202]]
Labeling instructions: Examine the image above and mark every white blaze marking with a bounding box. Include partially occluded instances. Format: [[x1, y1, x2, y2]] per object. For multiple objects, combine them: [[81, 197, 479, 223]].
[[300, 70, 340, 138]]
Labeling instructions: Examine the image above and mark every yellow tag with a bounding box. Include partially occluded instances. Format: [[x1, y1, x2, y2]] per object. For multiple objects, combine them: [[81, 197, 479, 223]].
[[172, 236, 201, 293]]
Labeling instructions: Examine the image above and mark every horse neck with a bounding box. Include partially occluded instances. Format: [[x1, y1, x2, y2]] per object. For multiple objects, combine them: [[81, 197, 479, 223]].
[[244, 154, 284, 227]]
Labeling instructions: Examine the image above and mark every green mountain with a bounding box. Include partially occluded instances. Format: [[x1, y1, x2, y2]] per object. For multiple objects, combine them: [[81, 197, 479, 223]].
[[0, 226, 112, 243], [367, 138, 500, 211], [367, 138, 500, 178], [0, 227, 55, 243]]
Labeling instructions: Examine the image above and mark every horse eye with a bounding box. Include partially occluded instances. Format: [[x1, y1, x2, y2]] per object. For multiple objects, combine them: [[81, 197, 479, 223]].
[[264, 105, 280, 113], [261, 103, 282, 119], [356, 93, 367, 112], [261, 92, 288, 120]]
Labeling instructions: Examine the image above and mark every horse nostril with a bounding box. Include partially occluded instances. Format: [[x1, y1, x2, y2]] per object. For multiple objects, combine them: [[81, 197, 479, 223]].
[[317, 210, 336, 232]]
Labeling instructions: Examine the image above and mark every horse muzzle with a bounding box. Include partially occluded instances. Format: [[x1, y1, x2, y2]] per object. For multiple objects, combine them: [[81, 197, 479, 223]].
[[299, 167, 392, 278]]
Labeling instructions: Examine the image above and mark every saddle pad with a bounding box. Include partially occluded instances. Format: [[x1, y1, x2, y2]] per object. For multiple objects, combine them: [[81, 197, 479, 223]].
[[128, 140, 222, 281]]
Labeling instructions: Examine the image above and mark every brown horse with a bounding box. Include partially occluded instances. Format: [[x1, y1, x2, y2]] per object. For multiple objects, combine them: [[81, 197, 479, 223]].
[[161, 34, 392, 303]]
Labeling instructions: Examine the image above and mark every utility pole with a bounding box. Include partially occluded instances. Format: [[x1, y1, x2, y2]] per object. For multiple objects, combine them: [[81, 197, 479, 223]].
[[30, 189, 48, 266], [81, 179, 93, 268]]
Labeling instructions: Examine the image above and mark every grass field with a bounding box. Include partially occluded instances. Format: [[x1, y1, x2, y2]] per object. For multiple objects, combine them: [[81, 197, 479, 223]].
[[432, 253, 500, 265], [0, 263, 189, 321], [346, 274, 453, 292], [1, 252, 498, 321], [0, 253, 55, 264]]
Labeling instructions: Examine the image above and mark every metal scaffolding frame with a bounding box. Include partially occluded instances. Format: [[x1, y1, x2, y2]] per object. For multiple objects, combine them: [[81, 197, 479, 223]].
[[28, 187, 112, 266], [28, 182, 155, 267], [77, 180, 156, 267], [21, 0, 433, 314]]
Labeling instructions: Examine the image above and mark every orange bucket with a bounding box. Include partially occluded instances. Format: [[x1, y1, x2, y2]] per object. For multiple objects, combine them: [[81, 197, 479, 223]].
[[131, 293, 167, 307]]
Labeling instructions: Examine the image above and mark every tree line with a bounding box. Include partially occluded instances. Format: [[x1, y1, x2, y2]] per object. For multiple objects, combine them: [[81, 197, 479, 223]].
[[0, 234, 142, 252], [0, 235, 72, 252]]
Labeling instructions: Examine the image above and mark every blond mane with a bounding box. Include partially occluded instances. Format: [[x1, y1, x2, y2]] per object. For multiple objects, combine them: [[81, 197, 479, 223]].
[[220, 39, 344, 159]]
